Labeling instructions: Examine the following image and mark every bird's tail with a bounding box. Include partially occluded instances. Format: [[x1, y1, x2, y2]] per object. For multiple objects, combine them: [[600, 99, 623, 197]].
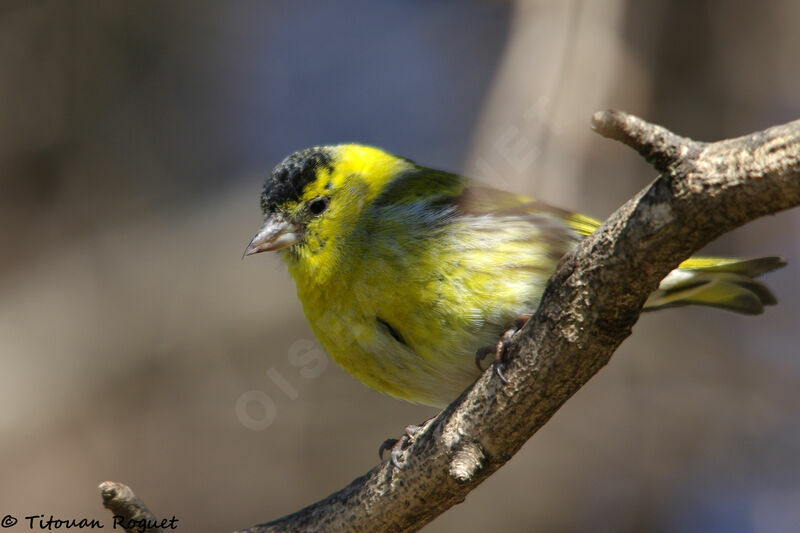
[[644, 256, 786, 315]]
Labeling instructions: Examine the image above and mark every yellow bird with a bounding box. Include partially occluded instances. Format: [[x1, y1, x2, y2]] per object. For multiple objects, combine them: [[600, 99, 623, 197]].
[[245, 144, 785, 409]]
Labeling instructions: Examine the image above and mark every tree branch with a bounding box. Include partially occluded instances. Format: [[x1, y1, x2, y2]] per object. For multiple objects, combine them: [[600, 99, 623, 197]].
[[99, 481, 164, 533], [100, 111, 800, 532]]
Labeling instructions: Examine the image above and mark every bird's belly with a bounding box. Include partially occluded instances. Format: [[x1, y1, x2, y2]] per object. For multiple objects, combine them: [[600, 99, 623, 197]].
[[305, 304, 484, 407], [297, 272, 545, 407]]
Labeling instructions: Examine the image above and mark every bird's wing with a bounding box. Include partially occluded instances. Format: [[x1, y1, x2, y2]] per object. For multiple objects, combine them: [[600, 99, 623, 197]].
[[371, 166, 602, 237], [451, 184, 601, 237]]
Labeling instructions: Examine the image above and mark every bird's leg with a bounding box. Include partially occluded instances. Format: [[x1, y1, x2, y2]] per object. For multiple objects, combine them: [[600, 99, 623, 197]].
[[476, 315, 531, 383], [379, 418, 434, 468]]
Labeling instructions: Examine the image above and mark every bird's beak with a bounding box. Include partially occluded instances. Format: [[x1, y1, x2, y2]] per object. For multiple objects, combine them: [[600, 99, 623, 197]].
[[243, 215, 303, 258]]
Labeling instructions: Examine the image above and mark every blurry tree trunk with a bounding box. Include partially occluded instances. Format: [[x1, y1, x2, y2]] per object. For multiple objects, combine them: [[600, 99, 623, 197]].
[[464, 0, 627, 206]]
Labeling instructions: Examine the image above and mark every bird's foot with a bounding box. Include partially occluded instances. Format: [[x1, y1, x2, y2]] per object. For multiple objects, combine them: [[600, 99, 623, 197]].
[[379, 419, 432, 468], [475, 315, 531, 384]]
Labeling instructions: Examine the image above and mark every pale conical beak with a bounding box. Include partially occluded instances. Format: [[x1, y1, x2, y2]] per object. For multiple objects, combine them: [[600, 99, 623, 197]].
[[243, 215, 302, 258]]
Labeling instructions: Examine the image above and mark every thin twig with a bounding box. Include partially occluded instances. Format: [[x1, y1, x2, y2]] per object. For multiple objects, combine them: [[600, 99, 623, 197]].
[[99, 481, 167, 533]]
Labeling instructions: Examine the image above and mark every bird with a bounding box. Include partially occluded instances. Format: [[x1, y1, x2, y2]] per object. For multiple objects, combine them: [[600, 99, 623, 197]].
[[244, 144, 785, 410]]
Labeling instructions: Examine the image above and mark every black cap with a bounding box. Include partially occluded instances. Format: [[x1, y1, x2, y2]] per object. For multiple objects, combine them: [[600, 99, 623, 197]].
[[261, 147, 334, 214]]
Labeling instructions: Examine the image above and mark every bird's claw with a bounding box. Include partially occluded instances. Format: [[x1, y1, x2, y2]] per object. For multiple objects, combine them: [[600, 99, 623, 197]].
[[379, 422, 427, 468], [494, 361, 508, 384], [476, 315, 530, 384], [378, 438, 399, 460], [379, 437, 408, 468]]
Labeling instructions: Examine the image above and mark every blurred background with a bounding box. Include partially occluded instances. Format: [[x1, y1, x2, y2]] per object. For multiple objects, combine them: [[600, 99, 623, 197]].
[[1, 1, 799, 531]]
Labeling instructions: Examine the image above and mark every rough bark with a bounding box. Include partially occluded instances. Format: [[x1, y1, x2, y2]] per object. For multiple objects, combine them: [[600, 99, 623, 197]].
[[99, 481, 164, 533]]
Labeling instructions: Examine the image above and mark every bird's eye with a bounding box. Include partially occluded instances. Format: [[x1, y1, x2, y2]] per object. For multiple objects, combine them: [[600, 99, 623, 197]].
[[307, 197, 329, 216]]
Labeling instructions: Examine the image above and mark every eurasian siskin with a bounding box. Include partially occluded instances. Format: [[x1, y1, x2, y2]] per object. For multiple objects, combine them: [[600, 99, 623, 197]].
[[245, 144, 784, 408]]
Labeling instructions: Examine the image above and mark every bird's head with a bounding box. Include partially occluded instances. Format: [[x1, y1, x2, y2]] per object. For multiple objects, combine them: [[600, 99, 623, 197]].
[[244, 144, 415, 270]]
